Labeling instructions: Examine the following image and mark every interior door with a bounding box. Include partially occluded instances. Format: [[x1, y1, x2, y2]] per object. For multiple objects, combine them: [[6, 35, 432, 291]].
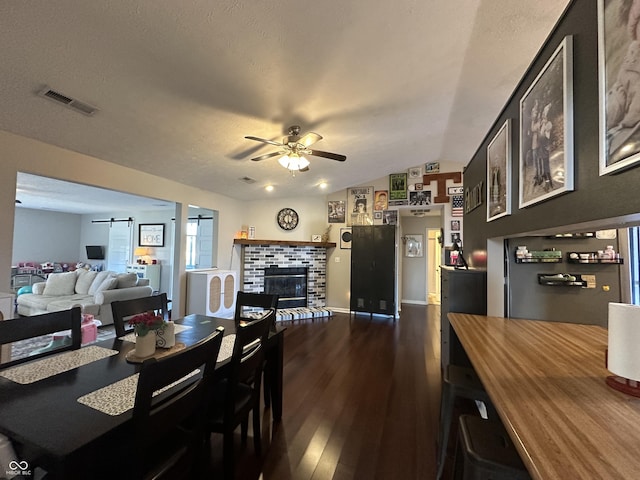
[[427, 228, 441, 305], [107, 221, 133, 272]]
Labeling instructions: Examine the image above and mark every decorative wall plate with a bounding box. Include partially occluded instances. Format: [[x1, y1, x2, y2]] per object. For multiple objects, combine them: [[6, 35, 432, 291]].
[[277, 208, 299, 230]]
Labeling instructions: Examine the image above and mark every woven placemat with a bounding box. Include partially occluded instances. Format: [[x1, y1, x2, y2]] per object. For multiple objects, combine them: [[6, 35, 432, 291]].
[[0, 346, 118, 385], [77, 369, 200, 416]]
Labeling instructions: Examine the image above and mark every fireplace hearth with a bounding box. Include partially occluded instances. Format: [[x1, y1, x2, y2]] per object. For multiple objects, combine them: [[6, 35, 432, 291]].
[[264, 266, 308, 308]]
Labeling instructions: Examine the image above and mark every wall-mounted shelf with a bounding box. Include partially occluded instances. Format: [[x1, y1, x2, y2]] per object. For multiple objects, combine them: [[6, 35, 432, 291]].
[[566, 252, 623, 264], [515, 250, 563, 263], [537, 273, 587, 287]]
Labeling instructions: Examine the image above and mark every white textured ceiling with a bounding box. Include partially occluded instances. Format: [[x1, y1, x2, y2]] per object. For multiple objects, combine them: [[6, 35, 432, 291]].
[[1, 0, 570, 204]]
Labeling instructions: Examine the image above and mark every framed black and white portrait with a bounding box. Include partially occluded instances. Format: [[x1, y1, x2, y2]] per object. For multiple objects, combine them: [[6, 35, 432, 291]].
[[519, 36, 574, 208], [487, 119, 511, 221]]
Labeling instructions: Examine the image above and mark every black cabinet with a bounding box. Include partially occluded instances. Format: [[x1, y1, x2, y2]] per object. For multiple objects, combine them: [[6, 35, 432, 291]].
[[350, 225, 396, 317], [440, 267, 486, 370]]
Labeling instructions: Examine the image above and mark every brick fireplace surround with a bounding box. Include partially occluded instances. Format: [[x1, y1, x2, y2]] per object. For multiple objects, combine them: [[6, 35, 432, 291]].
[[235, 240, 334, 309]]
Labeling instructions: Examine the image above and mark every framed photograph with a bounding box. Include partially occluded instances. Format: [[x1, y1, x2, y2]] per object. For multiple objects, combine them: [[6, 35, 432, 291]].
[[451, 232, 461, 245], [519, 36, 574, 208], [487, 119, 512, 221], [414, 183, 423, 190], [451, 220, 460, 231], [347, 186, 373, 226], [340, 228, 352, 249], [374, 190, 388, 211], [408, 167, 422, 178], [409, 190, 432, 205], [328, 200, 346, 223], [139, 223, 165, 247], [425, 162, 440, 173], [389, 173, 408, 200], [404, 234, 423, 257], [382, 210, 398, 225], [373, 211, 383, 220], [598, 0, 640, 175]]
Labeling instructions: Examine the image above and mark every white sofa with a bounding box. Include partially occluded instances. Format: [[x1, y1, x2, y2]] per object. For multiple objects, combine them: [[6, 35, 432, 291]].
[[16, 270, 154, 326]]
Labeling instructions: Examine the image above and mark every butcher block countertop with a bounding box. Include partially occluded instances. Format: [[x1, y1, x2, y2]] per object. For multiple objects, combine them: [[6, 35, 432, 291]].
[[448, 313, 640, 480]]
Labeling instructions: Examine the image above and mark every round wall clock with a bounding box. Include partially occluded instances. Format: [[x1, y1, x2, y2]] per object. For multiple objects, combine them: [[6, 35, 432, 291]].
[[277, 208, 299, 230]]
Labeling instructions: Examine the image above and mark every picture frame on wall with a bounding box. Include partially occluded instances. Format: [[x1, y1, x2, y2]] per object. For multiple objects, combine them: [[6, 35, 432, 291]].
[[389, 173, 408, 201], [487, 119, 511, 221], [598, 0, 640, 175], [404, 234, 423, 257], [347, 186, 374, 226], [451, 220, 460, 231], [408, 167, 421, 178], [328, 200, 346, 223], [519, 35, 574, 208], [139, 223, 165, 247]]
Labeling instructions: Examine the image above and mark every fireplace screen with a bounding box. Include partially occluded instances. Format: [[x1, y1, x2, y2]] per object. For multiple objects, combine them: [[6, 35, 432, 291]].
[[263, 267, 308, 308]]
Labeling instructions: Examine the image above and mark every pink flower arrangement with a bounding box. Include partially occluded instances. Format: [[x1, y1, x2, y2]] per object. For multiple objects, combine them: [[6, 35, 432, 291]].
[[128, 312, 165, 337]]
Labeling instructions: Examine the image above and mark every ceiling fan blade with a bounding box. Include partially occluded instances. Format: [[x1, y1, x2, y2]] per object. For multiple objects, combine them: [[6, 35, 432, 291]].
[[298, 132, 322, 147], [251, 151, 286, 162], [245, 136, 286, 148], [299, 165, 310, 172], [308, 149, 347, 162]]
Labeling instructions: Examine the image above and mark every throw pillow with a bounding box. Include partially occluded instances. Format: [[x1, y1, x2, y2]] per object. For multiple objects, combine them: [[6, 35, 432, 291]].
[[75, 269, 98, 294], [116, 272, 138, 289], [43, 271, 77, 296], [94, 274, 118, 293], [88, 271, 110, 295]]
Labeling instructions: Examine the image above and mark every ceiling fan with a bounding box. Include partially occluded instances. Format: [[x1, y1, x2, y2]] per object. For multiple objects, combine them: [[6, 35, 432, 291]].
[[245, 125, 346, 173]]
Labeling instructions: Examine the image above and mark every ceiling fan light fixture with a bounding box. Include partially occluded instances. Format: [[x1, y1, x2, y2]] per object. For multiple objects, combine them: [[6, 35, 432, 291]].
[[278, 153, 309, 171]]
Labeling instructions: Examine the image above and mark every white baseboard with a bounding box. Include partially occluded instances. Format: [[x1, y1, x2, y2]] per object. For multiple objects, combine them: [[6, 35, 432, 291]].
[[401, 299, 428, 305]]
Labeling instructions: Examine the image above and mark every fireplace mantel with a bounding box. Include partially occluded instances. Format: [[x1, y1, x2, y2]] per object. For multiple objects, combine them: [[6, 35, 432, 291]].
[[234, 239, 336, 248]]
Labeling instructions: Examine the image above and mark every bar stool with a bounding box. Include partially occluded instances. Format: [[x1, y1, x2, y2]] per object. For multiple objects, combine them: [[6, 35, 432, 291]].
[[437, 365, 497, 480], [453, 415, 531, 480]]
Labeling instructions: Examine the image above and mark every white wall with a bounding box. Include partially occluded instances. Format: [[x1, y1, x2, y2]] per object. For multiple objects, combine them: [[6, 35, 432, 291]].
[[13, 208, 82, 263]]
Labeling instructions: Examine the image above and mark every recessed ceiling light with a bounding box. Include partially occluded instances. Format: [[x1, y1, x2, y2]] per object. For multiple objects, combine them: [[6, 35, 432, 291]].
[[265, 185, 274, 192]]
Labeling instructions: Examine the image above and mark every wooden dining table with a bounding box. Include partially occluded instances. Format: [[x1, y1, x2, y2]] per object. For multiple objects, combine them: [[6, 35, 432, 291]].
[[0, 314, 285, 479], [448, 312, 640, 480]]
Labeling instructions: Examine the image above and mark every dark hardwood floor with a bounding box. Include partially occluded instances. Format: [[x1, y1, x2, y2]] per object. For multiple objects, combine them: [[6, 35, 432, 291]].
[[204, 304, 444, 479]]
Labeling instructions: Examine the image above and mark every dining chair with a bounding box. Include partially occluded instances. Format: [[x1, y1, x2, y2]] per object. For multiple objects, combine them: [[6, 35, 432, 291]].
[[111, 293, 169, 338], [95, 326, 225, 480], [205, 313, 273, 480], [0, 306, 81, 368], [234, 291, 279, 329]]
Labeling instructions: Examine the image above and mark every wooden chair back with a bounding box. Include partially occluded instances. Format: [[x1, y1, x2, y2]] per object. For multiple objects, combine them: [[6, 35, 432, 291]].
[[111, 293, 169, 338], [234, 291, 278, 331], [131, 326, 224, 479], [0, 307, 81, 368]]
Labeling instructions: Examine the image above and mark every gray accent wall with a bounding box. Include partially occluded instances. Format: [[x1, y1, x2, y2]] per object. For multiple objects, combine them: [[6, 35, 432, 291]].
[[462, 1, 637, 325]]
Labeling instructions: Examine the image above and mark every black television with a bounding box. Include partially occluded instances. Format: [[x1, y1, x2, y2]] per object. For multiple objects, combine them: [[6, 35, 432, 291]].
[[86, 245, 105, 260]]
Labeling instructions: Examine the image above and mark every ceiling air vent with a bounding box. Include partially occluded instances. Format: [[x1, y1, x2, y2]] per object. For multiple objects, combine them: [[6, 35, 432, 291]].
[[38, 87, 98, 116], [240, 176, 256, 184]]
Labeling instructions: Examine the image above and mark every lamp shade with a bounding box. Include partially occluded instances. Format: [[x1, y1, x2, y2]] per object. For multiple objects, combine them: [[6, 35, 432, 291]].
[[608, 302, 640, 381], [134, 247, 149, 256]]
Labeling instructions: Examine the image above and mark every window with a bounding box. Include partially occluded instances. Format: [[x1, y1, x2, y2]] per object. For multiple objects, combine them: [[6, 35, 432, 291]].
[[186, 220, 198, 269]]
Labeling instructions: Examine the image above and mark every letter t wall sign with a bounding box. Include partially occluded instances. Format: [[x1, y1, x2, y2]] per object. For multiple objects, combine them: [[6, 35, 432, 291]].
[[422, 172, 462, 203]]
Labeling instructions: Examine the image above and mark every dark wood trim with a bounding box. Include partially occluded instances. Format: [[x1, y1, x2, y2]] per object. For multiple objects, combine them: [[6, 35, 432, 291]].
[[233, 239, 336, 248]]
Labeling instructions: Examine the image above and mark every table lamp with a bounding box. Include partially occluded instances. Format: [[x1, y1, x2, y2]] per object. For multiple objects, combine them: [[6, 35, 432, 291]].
[[607, 302, 640, 397], [134, 247, 151, 264]]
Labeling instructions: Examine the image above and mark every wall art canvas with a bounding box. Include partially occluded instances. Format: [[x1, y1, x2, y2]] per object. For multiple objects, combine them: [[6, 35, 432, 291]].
[[374, 190, 388, 211], [347, 186, 373, 226], [487, 119, 512, 221], [328, 200, 346, 223], [598, 0, 640, 174], [409, 190, 432, 205], [519, 36, 574, 208], [389, 173, 408, 201]]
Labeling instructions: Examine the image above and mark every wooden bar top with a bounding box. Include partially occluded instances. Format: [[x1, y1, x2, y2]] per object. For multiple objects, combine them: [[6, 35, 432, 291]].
[[448, 313, 640, 480]]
